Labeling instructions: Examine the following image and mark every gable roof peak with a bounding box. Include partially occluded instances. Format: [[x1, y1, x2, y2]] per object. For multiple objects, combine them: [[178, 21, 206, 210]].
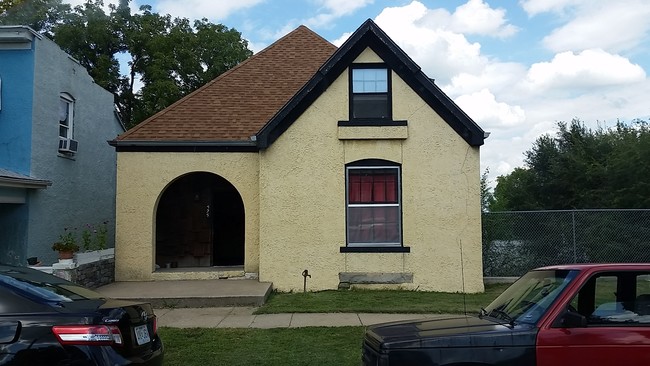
[[258, 19, 486, 148], [113, 21, 337, 145]]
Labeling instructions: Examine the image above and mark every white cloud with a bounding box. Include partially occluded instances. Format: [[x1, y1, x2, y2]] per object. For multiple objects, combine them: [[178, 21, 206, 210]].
[[448, 0, 518, 38], [156, 0, 264, 21], [445, 62, 528, 97], [318, 0, 374, 17], [369, 1, 528, 180], [521, 0, 650, 53], [305, 0, 374, 28], [415, 0, 517, 38], [455, 89, 526, 129], [374, 1, 487, 84], [526, 49, 646, 91], [246, 40, 267, 54], [332, 32, 352, 47], [519, 0, 585, 16]]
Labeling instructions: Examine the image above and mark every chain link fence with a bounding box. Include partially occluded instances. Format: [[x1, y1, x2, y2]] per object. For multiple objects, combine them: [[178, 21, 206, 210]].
[[482, 209, 650, 277]]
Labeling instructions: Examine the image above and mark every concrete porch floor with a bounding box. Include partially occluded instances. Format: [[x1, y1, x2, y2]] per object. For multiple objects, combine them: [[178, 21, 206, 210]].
[[95, 279, 273, 308]]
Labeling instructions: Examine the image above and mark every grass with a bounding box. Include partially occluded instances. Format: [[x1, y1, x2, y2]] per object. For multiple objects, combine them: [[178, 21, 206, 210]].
[[159, 326, 365, 366], [254, 283, 510, 314], [160, 285, 512, 365]]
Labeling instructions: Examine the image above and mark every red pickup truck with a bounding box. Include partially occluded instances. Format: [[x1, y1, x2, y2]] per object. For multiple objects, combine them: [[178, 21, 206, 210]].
[[362, 263, 650, 365]]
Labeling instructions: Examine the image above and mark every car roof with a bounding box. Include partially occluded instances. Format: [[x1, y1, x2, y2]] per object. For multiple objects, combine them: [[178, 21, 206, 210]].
[[536, 263, 650, 271]]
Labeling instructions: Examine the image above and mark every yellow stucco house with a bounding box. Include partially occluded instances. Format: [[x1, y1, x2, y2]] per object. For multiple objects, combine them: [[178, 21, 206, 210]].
[[109, 20, 487, 293]]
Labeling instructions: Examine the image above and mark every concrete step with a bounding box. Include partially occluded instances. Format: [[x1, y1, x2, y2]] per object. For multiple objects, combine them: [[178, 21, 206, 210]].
[[151, 267, 249, 281], [95, 279, 273, 308]]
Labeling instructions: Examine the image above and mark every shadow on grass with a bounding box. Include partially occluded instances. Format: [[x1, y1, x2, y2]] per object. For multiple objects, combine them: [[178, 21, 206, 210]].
[[255, 284, 511, 314]]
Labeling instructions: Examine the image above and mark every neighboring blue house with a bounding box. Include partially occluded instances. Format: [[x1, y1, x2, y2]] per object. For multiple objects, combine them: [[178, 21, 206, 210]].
[[0, 26, 124, 265]]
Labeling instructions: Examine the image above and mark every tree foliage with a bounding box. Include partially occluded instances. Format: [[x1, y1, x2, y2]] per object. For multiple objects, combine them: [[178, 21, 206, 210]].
[[480, 168, 494, 212], [492, 119, 650, 210], [0, 0, 70, 35], [1, 0, 252, 128]]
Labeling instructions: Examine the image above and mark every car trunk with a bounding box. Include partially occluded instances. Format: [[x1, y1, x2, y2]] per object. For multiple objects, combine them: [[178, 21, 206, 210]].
[[57, 298, 158, 358]]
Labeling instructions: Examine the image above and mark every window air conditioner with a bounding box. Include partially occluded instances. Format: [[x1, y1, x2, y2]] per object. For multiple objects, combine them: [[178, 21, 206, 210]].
[[58, 137, 78, 153]]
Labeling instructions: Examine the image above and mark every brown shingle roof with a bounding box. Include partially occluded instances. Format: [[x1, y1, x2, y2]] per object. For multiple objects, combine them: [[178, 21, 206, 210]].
[[116, 25, 337, 142]]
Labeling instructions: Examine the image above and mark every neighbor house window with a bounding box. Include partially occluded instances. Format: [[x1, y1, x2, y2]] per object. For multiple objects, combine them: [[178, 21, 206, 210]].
[[59, 93, 74, 140], [350, 65, 390, 120], [346, 160, 401, 246]]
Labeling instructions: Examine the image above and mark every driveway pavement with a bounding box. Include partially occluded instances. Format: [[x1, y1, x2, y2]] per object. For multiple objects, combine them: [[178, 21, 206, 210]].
[[154, 307, 451, 328]]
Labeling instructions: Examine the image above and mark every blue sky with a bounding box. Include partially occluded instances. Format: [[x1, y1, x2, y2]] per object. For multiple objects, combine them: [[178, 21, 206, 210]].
[[65, 0, 650, 183]]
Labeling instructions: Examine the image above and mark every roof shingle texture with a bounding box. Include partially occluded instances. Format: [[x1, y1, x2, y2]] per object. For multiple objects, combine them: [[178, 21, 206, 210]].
[[117, 25, 337, 142]]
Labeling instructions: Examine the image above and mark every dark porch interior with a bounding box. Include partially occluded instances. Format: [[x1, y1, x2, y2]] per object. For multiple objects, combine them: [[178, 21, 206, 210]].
[[155, 172, 244, 269]]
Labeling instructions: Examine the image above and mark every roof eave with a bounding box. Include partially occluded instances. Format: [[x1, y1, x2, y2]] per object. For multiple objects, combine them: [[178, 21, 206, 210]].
[[0, 177, 51, 189], [109, 140, 259, 152]]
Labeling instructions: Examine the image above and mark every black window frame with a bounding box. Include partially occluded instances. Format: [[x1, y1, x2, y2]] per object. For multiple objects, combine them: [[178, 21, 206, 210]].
[[342, 159, 408, 253], [349, 63, 392, 122]]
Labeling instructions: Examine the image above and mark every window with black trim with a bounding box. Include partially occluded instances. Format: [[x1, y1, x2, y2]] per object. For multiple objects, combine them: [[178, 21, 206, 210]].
[[350, 65, 391, 120], [346, 160, 401, 247]]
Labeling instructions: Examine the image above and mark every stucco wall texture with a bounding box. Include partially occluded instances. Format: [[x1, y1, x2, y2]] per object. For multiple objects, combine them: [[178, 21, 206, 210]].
[[114, 153, 260, 281], [115, 47, 483, 292], [258, 49, 483, 292]]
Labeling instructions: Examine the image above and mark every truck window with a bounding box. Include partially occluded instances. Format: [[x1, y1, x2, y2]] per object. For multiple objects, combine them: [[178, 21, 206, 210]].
[[569, 271, 650, 326]]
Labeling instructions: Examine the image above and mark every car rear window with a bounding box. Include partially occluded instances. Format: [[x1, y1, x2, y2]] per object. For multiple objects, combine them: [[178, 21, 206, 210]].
[[0, 271, 103, 303]]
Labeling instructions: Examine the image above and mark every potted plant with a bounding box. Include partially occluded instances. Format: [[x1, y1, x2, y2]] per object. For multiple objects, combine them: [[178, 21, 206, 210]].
[[52, 228, 80, 259]]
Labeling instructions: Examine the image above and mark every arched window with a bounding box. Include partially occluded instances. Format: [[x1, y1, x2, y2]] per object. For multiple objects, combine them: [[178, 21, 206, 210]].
[[345, 159, 401, 247]]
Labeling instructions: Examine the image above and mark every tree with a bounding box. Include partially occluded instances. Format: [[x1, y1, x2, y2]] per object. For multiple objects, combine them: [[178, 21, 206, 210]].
[[491, 119, 650, 210], [53, 0, 123, 93], [0, 0, 71, 36], [480, 168, 494, 212], [123, 11, 252, 126], [2, 0, 252, 128], [491, 167, 538, 211]]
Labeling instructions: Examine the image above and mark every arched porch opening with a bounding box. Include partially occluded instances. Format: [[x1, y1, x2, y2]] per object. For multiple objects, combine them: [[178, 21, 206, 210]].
[[155, 172, 245, 269]]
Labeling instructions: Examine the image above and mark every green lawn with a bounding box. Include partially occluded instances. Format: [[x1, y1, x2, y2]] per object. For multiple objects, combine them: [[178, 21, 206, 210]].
[[160, 285, 513, 365], [159, 327, 365, 366], [255, 283, 510, 314]]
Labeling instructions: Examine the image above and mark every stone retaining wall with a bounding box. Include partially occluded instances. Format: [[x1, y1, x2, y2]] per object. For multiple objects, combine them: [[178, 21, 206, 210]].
[[49, 249, 115, 289], [76, 258, 115, 288]]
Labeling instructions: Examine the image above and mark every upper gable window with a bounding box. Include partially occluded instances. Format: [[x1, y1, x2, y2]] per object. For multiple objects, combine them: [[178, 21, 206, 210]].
[[350, 65, 391, 120]]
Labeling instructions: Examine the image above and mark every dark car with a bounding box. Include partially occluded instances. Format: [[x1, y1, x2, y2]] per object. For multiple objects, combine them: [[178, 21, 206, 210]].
[[363, 263, 650, 366], [0, 264, 163, 365]]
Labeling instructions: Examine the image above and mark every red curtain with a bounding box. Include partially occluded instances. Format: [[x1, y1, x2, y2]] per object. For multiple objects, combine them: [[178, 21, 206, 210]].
[[348, 169, 399, 244], [348, 171, 397, 204]]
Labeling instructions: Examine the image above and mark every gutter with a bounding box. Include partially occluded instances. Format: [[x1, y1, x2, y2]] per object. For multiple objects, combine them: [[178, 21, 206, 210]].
[[0, 176, 52, 189], [108, 139, 259, 152]]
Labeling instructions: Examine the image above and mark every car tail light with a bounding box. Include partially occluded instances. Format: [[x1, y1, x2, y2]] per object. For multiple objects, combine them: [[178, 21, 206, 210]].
[[52, 325, 123, 346], [152, 316, 158, 336]]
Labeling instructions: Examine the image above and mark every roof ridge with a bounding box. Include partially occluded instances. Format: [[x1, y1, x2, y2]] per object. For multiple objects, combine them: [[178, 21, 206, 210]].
[[112, 23, 338, 145], [116, 24, 337, 140], [118, 25, 329, 140]]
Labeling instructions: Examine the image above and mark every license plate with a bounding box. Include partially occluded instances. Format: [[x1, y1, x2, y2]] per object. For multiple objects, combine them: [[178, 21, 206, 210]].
[[134, 324, 150, 345]]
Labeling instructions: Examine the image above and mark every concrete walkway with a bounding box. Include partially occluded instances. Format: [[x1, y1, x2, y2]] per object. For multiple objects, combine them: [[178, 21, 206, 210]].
[[154, 307, 451, 328]]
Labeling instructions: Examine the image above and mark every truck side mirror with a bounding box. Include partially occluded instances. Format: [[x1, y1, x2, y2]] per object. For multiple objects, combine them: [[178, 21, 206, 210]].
[[560, 310, 587, 328]]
